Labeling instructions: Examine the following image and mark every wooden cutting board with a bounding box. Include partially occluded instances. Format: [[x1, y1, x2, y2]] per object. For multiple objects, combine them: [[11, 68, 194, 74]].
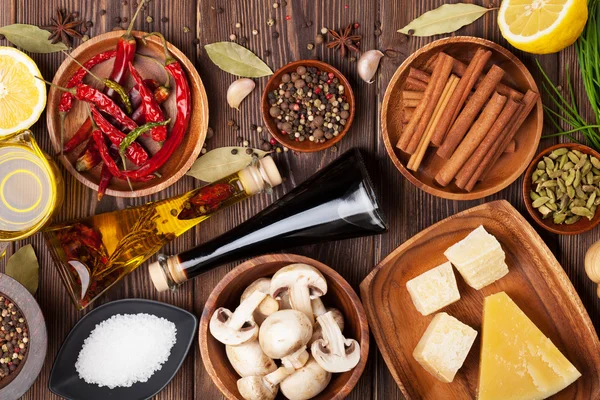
[[360, 200, 600, 399]]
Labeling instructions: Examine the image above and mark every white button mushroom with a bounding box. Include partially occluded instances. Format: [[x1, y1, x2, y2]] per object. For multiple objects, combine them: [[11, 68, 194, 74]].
[[311, 311, 361, 373], [270, 264, 328, 322], [259, 310, 313, 369], [210, 291, 267, 346], [226, 340, 277, 378], [311, 298, 327, 317], [237, 366, 294, 400], [280, 357, 332, 400], [241, 278, 280, 325], [309, 307, 344, 346]]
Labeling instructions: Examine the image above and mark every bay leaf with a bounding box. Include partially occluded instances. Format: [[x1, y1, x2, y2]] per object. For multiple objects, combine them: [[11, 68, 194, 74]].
[[205, 42, 273, 77], [186, 147, 269, 182], [0, 24, 68, 53], [398, 4, 493, 37], [5, 244, 39, 295]]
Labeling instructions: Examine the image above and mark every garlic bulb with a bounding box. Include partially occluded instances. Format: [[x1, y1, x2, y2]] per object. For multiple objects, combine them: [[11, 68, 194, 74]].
[[227, 78, 255, 110], [357, 50, 384, 84], [585, 240, 600, 297]]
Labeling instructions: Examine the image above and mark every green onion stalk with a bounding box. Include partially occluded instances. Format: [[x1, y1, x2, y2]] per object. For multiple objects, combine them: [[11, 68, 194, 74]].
[[537, 0, 600, 150]]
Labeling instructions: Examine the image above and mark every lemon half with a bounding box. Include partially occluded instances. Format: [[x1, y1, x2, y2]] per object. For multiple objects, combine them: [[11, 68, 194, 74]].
[[498, 0, 588, 54], [0, 47, 46, 136]]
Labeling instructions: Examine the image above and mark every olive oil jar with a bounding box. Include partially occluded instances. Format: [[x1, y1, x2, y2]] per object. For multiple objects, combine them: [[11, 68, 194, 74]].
[[0, 131, 64, 241]]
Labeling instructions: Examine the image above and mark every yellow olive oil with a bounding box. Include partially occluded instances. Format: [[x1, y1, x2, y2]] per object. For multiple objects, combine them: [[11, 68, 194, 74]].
[[0, 131, 63, 241]]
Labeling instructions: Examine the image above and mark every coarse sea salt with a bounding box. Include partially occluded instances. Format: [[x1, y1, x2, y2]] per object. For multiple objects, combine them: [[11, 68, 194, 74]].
[[75, 313, 177, 389]]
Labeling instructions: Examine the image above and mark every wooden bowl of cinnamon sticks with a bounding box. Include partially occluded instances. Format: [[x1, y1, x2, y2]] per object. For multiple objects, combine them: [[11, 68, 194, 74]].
[[381, 36, 543, 200]]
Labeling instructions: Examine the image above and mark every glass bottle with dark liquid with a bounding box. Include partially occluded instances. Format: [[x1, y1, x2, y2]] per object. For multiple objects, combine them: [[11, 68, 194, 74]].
[[149, 148, 388, 291]]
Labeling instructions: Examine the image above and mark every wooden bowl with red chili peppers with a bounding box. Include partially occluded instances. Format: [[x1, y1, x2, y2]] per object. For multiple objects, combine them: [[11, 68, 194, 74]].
[[46, 30, 208, 198]]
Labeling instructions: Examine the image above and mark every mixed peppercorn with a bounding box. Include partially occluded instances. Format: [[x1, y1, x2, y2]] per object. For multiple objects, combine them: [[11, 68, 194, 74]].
[[267, 66, 351, 143], [0, 296, 28, 379]]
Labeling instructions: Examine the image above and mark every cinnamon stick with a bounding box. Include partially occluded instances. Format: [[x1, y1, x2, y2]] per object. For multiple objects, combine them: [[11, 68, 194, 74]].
[[403, 91, 424, 100], [408, 67, 431, 83], [435, 92, 507, 187], [397, 52, 454, 153], [430, 48, 491, 146], [405, 77, 428, 91], [408, 75, 460, 172], [454, 98, 521, 190], [504, 139, 516, 153], [472, 90, 539, 187], [437, 65, 505, 159], [403, 98, 421, 108], [405, 53, 455, 154], [424, 53, 524, 101]]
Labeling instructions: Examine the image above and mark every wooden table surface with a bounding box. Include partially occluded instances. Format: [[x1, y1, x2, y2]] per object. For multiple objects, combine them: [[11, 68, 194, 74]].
[[1, 0, 598, 399]]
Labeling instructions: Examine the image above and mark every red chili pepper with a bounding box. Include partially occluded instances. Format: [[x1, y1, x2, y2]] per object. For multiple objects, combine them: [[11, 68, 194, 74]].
[[63, 117, 94, 154], [59, 50, 118, 114], [105, 0, 146, 99], [73, 84, 137, 131], [91, 107, 148, 166], [130, 78, 159, 110], [97, 146, 120, 201], [178, 183, 235, 220], [131, 85, 170, 125], [128, 62, 167, 142], [121, 32, 191, 179], [75, 139, 102, 172], [91, 129, 155, 182]]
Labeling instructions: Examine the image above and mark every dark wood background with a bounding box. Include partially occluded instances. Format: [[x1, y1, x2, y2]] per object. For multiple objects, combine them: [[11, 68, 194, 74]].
[[1, 0, 598, 399]]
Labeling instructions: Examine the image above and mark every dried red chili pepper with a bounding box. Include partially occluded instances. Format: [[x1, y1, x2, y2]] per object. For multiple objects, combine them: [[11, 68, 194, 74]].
[[131, 84, 170, 125], [63, 117, 94, 154], [105, 0, 146, 99], [75, 139, 102, 172], [130, 78, 159, 110], [178, 183, 235, 220], [97, 146, 121, 201], [59, 50, 118, 115], [91, 128, 155, 183], [91, 107, 148, 166], [120, 32, 192, 179], [128, 61, 167, 142]]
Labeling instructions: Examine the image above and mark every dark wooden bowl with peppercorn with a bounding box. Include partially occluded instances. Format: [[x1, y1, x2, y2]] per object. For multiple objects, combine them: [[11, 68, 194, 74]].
[[0, 273, 47, 399], [262, 60, 355, 153]]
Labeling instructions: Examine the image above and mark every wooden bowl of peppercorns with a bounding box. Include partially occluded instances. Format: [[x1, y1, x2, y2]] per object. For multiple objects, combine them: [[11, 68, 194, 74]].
[[0, 273, 47, 399], [262, 60, 355, 153]]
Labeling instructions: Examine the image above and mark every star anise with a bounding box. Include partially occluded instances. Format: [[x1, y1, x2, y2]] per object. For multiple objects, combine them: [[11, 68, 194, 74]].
[[42, 8, 83, 48], [327, 24, 361, 58]]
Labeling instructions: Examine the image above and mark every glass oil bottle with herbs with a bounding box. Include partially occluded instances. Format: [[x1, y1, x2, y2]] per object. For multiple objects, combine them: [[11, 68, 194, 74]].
[[43, 157, 281, 309]]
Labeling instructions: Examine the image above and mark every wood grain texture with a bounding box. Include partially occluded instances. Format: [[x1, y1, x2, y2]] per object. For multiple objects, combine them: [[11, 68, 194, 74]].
[[361, 200, 600, 399], [200, 254, 369, 400], [0, 0, 598, 399]]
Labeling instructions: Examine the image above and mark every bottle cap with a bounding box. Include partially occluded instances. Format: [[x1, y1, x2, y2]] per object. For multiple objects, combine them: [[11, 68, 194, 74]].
[[148, 260, 170, 292], [259, 156, 283, 187]]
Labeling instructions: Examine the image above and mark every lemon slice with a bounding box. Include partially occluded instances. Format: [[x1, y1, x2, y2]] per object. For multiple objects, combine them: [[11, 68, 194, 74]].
[[0, 47, 46, 136], [498, 0, 588, 54]]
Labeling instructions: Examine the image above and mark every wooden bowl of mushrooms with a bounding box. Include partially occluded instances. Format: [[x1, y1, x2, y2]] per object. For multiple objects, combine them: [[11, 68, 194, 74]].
[[199, 253, 369, 400]]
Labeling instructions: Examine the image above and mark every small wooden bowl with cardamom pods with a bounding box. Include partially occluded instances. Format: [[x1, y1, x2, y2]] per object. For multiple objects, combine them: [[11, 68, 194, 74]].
[[523, 143, 600, 235]]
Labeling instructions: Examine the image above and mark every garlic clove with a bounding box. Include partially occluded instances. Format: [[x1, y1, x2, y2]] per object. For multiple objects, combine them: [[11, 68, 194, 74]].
[[357, 50, 385, 84], [227, 78, 256, 110]]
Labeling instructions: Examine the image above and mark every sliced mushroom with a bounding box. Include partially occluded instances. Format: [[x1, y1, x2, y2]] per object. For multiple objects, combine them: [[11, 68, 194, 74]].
[[311, 310, 360, 373], [241, 278, 280, 325], [259, 309, 313, 369], [270, 264, 327, 322], [237, 366, 294, 400], [210, 291, 266, 346], [226, 340, 277, 378], [280, 357, 332, 400], [309, 307, 344, 346]]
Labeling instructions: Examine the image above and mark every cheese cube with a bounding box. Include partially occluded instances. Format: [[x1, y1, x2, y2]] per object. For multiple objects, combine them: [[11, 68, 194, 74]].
[[413, 312, 478, 383], [406, 262, 460, 316], [444, 226, 508, 290]]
